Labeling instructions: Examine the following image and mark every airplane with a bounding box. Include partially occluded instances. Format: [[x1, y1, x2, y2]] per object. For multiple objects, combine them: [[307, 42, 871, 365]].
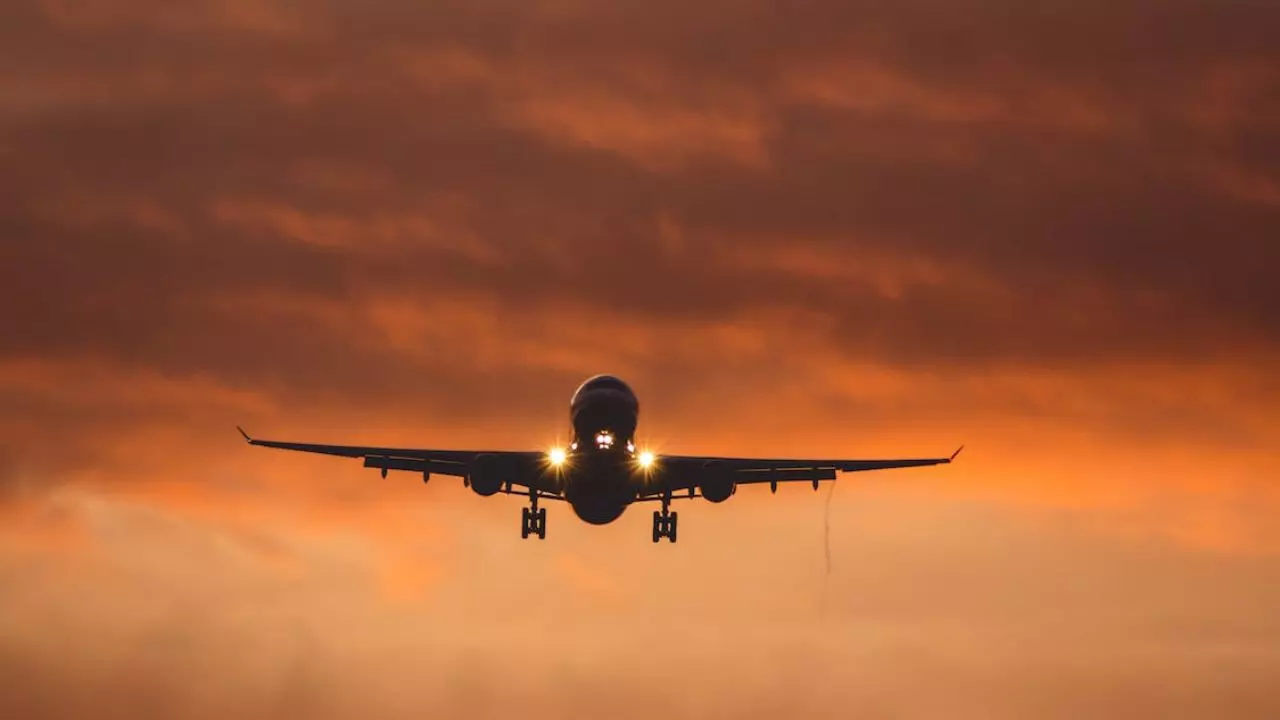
[[238, 374, 961, 543]]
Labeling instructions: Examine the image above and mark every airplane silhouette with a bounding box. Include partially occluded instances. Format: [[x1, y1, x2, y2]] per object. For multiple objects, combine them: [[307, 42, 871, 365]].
[[239, 374, 961, 542]]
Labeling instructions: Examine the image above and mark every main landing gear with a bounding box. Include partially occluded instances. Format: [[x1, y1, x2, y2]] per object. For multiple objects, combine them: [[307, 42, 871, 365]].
[[652, 492, 677, 543], [521, 489, 547, 540]]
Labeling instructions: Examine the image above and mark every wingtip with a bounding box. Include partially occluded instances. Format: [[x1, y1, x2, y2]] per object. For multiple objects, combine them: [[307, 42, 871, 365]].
[[950, 445, 965, 461], [236, 425, 252, 442]]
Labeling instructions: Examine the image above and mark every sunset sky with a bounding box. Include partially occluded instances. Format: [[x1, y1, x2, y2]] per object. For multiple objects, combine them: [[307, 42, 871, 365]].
[[2, 0, 1279, 717]]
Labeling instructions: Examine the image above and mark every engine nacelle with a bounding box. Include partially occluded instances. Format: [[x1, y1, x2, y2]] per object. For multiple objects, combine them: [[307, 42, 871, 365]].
[[700, 461, 737, 503], [468, 453, 508, 497]]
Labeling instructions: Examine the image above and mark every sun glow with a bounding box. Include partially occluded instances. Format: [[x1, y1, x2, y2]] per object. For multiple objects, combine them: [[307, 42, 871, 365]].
[[548, 447, 567, 466], [638, 450, 655, 469]]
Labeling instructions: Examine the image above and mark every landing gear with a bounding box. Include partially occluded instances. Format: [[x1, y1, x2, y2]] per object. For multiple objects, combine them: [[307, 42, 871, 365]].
[[521, 489, 546, 540], [521, 506, 547, 539], [652, 492, 677, 543]]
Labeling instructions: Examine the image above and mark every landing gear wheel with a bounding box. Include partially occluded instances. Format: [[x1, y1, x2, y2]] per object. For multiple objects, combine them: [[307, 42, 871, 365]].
[[521, 488, 548, 540], [651, 507, 678, 543], [521, 506, 547, 540]]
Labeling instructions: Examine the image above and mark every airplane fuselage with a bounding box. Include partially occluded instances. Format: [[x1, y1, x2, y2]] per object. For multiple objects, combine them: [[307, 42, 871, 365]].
[[562, 374, 645, 524]]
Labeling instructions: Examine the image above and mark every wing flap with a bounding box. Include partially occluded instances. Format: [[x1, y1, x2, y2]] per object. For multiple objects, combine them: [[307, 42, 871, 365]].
[[362, 456, 468, 477], [656, 446, 962, 494], [734, 467, 837, 483], [666, 449, 961, 474]]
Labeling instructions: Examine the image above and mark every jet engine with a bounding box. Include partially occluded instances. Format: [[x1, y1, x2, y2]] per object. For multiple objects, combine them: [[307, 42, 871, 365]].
[[468, 453, 508, 497], [700, 461, 737, 503]]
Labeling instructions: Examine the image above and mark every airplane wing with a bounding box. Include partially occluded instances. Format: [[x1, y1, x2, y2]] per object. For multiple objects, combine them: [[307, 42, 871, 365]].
[[642, 446, 963, 498], [236, 427, 563, 498]]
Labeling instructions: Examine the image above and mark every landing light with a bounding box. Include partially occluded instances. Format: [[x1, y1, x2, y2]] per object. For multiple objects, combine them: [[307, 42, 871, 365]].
[[549, 448, 567, 466], [638, 451, 655, 469]]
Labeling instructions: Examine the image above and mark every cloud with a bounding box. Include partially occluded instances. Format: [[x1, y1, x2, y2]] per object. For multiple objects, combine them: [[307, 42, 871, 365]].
[[2, 0, 1279, 715], [18, 0, 1279, 492], [2, 486, 1279, 719]]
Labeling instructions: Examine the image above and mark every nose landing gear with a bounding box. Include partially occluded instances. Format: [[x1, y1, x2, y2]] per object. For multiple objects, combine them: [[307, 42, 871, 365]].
[[652, 491, 677, 543], [521, 489, 547, 539]]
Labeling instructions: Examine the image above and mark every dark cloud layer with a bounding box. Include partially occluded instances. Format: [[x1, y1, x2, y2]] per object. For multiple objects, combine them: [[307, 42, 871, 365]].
[[3, 0, 1279, 394], [1, 0, 1276, 484]]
